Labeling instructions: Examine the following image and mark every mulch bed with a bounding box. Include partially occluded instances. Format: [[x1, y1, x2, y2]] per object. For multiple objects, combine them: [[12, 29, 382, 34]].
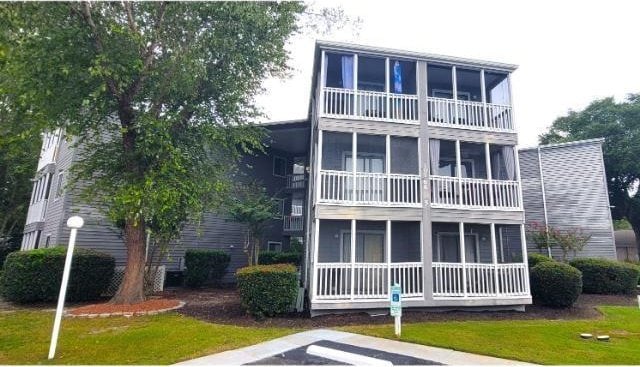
[[161, 287, 639, 328], [67, 298, 183, 317]]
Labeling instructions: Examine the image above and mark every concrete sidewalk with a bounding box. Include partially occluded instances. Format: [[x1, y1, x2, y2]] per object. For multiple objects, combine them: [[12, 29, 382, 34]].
[[175, 329, 536, 365]]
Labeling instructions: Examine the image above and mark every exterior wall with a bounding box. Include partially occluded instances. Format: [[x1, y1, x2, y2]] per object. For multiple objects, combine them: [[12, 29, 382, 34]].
[[21, 131, 306, 283], [519, 140, 616, 260]]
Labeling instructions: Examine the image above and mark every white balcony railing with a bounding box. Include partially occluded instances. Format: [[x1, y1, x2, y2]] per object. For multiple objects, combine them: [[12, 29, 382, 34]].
[[283, 215, 303, 231], [291, 204, 303, 216], [25, 199, 48, 225], [286, 174, 306, 189], [426, 97, 514, 132], [319, 170, 421, 207], [314, 262, 423, 300], [430, 175, 520, 209], [432, 262, 529, 298], [322, 87, 419, 123]]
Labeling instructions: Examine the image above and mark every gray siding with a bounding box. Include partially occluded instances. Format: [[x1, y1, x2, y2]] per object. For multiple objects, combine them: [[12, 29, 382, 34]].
[[519, 141, 616, 260], [27, 133, 303, 283]]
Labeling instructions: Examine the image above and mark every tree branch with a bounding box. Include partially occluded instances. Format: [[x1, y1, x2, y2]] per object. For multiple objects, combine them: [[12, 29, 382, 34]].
[[78, 1, 120, 100], [124, 1, 167, 101], [123, 1, 138, 35]]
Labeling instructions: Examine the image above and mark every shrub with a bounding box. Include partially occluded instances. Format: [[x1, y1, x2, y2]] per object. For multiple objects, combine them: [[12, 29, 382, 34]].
[[236, 264, 298, 318], [0, 241, 20, 267], [528, 253, 554, 269], [258, 251, 302, 266], [530, 261, 582, 308], [0, 246, 115, 303], [569, 258, 640, 294], [184, 249, 230, 288]]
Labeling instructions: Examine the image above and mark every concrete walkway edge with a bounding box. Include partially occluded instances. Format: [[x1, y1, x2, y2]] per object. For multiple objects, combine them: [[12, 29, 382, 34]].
[[175, 329, 536, 365]]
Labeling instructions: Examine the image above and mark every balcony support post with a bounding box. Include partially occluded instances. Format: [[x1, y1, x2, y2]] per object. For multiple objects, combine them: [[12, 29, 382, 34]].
[[311, 218, 320, 302], [350, 219, 356, 300], [353, 53, 358, 116], [386, 220, 392, 294], [319, 50, 326, 116], [455, 140, 462, 206], [459, 222, 467, 297], [385, 57, 390, 119], [316, 130, 323, 204], [520, 223, 530, 293], [485, 142, 494, 208], [352, 132, 357, 203], [490, 223, 499, 296], [386, 135, 391, 204], [480, 69, 488, 128], [514, 146, 524, 209], [452, 66, 458, 125]]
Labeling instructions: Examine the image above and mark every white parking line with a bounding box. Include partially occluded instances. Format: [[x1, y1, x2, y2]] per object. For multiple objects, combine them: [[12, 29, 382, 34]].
[[306, 345, 393, 366]]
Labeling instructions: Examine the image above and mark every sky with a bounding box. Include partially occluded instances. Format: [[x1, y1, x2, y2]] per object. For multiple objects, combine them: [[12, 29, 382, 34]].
[[256, 0, 640, 148]]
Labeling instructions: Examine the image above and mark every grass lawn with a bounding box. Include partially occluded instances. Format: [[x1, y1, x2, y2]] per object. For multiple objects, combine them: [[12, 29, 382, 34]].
[[0, 311, 297, 365], [343, 306, 640, 365]]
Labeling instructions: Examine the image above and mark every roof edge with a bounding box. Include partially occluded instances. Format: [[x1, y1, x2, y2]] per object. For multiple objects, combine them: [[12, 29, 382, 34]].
[[316, 40, 518, 72], [519, 138, 605, 152]]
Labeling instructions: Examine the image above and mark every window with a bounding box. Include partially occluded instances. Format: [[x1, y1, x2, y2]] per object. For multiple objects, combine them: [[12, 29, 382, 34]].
[[268, 241, 282, 252], [273, 156, 286, 177], [273, 198, 284, 219], [341, 230, 385, 263], [55, 172, 64, 199]]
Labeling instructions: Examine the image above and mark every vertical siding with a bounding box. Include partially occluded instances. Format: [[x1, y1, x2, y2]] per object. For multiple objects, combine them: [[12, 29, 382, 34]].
[[519, 142, 616, 260]]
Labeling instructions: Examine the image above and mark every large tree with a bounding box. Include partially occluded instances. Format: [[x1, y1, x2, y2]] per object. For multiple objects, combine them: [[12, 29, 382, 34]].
[[0, 1, 316, 304], [540, 94, 640, 255]]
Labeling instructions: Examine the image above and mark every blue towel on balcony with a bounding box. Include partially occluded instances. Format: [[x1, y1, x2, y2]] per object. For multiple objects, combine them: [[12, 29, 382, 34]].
[[393, 61, 402, 93]]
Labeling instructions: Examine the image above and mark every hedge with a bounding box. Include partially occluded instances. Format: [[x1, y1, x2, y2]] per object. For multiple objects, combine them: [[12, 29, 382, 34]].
[[236, 264, 298, 318], [569, 258, 640, 294], [184, 249, 230, 288], [530, 261, 582, 308], [258, 251, 302, 266], [528, 253, 554, 269], [0, 241, 20, 267], [0, 246, 115, 303]]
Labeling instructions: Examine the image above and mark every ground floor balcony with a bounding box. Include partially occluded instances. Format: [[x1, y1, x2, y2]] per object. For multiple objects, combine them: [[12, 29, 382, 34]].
[[311, 219, 529, 304], [430, 176, 520, 209]]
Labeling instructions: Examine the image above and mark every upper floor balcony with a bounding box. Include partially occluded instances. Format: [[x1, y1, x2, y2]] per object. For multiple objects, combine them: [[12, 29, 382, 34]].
[[429, 139, 521, 210], [318, 131, 421, 207], [318, 50, 514, 132], [37, 130, 61, 171]]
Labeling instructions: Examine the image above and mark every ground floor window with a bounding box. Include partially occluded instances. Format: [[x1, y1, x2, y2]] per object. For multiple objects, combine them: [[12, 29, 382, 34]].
[[267, 241, 282, 252]]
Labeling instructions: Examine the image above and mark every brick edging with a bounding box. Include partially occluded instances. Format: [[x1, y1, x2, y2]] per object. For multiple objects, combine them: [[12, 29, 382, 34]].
[[65, 301, 186, 318]]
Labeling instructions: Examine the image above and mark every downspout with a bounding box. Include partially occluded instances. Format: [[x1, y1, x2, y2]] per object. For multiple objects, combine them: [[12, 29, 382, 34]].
[[537, 147, 552, 258]]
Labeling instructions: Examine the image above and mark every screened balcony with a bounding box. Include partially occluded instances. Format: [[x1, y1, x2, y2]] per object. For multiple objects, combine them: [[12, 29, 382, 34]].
[[426, 65, 513, 131], [313, 220, 423, 301], [318, 131, 421, 207], [432, 222, 529, 298], [321, 52, 418, 123], [283, 194, 304, 232], [429, 139, 521, 209]]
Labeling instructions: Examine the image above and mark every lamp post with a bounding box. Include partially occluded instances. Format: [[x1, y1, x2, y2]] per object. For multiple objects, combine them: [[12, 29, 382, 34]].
[[48, 216, 84, 360]]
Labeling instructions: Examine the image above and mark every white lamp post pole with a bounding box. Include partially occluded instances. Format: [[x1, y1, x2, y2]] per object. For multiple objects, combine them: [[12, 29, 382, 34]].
[[48, 216, 84, 360]]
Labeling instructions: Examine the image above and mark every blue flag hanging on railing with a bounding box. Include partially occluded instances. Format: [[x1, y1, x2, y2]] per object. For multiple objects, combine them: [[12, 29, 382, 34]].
[[393, 61, 402, 93]]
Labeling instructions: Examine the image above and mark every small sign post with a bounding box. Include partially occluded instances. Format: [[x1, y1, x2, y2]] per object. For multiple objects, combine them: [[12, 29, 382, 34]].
[[48, 216, 84, 360], [390, 284, 402, 337]]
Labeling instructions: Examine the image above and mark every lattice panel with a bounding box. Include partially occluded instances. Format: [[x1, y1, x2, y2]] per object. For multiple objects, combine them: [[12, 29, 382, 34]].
[[103, 266, 166, 296]]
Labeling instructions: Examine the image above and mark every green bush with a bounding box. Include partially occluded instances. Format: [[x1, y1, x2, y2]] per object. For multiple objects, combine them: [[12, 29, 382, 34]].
[[0, 246, 115, 303], [236, 264, 298, 318], [258, 251, 302, 266], [569, 258, 639, 294], [184, 249, 230, 288], [1, 241, 20, 267], [530, 261, 582, 308], [528, 253, 554, 269]]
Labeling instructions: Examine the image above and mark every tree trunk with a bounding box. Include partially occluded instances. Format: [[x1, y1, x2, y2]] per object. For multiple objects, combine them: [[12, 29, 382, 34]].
[[631, 220, 640, 261], [110, 218, 147, 304]]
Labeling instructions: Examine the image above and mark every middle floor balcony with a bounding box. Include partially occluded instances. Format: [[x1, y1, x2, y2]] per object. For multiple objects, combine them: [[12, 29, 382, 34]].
[[318, 131, 421, 208]]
